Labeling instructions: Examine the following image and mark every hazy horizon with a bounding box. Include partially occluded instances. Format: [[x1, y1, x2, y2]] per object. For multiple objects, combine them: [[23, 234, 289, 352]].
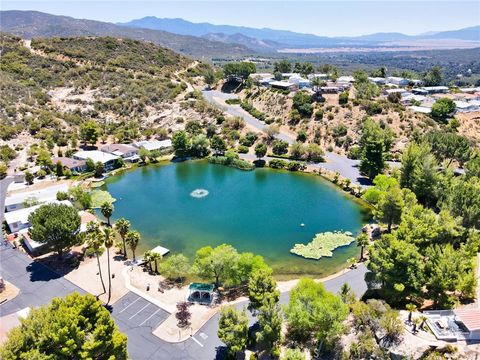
[[3, 1, 480, 38]]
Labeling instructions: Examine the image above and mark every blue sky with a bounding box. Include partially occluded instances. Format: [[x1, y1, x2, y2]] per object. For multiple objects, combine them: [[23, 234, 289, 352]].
[[3, 1, 479, 37]]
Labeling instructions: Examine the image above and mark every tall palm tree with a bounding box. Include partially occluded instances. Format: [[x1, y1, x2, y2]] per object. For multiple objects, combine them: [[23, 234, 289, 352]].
[[356, 232, 369, 261], [115, 218, 130, 258], [85, 221, 106, 295], [126, 230, 140, 262], [151, 252, 162, 274], [103, 227, 114, 305], [419, 315, 428, 331], [100, 202, 114, 227]]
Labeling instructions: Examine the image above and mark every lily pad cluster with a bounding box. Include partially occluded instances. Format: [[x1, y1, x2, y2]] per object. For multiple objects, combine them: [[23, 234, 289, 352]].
[[90, 190, 116, 208], [290, 231, 355, 260]]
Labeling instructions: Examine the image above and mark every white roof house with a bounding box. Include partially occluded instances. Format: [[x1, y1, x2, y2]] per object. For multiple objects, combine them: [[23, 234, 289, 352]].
[[454, 100, 480, 113], [337, 76, 355, 83], [133, 139, 172, 152], [4, 200, 72, 234], [73, 150, 119, 165], [5, 183, 69, 212], [387, 76, 409, 86], [308, 73, 328, 80], [408, 105, 432, 114], [369, 77, 386, 84]]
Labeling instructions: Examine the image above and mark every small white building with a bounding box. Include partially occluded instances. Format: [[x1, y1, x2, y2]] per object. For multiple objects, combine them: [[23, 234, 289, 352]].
[[368, 77, 386, 85], [454, 100, 480, 113], [289, 75, 310, 89], [307, 73, 328, 80], [408, 105, 432, 114], [401, 94, 427, 105], [337, 76, 355, 83], [73, 150, 119, 170], [387, 76, 409, 86], [420, 86, 449, 94], [270, 81, 297, 91], [133, 139, 173, 152]]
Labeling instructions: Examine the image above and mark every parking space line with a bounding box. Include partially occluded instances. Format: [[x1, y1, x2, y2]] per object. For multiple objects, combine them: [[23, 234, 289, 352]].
[[129, 303, 149, 320], [119, 296, 141, 313], [191, 336, 204, 347], [139, 308, 161, 326]]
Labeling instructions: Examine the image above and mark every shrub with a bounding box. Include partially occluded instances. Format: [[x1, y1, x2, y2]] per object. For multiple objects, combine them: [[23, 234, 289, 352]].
[[315, 109, 324, 120], [287, 161, 305, 171], [269, 159, 287, 169], [237, 145, 249, 153]]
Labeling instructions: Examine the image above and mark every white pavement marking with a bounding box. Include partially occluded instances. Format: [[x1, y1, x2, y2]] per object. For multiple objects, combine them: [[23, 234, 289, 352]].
[[129, 303, 149, 320], [199, 332, 208, 340], [191, 336, 204, 347], [119, 296, 140, 313], [139, 308, 161, 326]]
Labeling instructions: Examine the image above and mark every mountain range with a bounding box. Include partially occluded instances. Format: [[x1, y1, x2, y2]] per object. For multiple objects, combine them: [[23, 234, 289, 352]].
[[1, 10, 479, 58], [0, 11, 253, 57], [120, 16, 480, 49]]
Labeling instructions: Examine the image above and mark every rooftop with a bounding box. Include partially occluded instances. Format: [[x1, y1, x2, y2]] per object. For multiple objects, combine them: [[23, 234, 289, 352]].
[[100, 143, 138, 155], [134, 139, 172, 151], [52, 157, 86, 169], [4, 200, 72, 226], [5, 184, 69, 207], [454, 308, 480, 331], [73, 150, 119, 164]]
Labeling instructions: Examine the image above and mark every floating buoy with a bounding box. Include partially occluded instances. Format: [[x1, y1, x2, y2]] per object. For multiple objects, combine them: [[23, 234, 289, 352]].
[[300, 223, 305, 227]]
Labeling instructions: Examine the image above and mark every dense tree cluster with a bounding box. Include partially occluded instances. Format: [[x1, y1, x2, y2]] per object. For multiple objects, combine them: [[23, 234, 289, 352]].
[[0, 293, 127, 359]]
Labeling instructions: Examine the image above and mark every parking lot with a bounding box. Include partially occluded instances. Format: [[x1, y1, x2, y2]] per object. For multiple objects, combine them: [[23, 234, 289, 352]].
[[112, 292, 169, 331]]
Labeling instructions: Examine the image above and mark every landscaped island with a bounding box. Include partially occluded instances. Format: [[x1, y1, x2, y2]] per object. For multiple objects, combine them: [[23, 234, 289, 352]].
[[290, 231, 355, 259]]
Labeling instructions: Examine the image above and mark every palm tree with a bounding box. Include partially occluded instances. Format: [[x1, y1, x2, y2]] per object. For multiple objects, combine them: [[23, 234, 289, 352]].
[[356, 232, 369, 261], [412, 316, 421, 333], [419, 315, 428, 331], [151, 252, 162, 274], [100, 201, 114, 227], [143, 250, 153, 272], [103, 227, 114, 305], [115, 218, 130, 258], [85, 221, 106, 295], [406, 303, 417, 323], [126, 230, 140, 262]]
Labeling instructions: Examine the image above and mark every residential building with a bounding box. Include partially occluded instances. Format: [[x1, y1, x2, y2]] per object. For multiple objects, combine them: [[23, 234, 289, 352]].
[[100, 143, 139, 162], [386, 76, 409, 86], [133, 139, 173, 152], [424, 309, 480, 341], [408, 105, 432, 114], [270, 81, 298, 92], [288, 75, 310, 89], [417, 86, 449, 94], [4, 183, 69, 212], [4, 200, 72, 234], [454, 100, 480, 113], [368, 77, 386, 85], [337, 75, 355, 83], [73, 150, 120, 170], [52, 157, 87, 173]]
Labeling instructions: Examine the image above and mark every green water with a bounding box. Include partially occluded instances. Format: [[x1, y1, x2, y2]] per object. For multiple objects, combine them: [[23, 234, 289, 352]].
[[103, 161, 370, 278]]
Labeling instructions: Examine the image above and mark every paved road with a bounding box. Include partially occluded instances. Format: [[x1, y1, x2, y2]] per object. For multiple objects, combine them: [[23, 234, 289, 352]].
[[0, 245, 85, 315], [203, 90, 374, 186], [202, 90, 294, 145]]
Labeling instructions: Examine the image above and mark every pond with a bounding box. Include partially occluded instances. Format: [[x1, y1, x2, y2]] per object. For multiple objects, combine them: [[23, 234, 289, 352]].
[[102, 161, 370, 278]]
